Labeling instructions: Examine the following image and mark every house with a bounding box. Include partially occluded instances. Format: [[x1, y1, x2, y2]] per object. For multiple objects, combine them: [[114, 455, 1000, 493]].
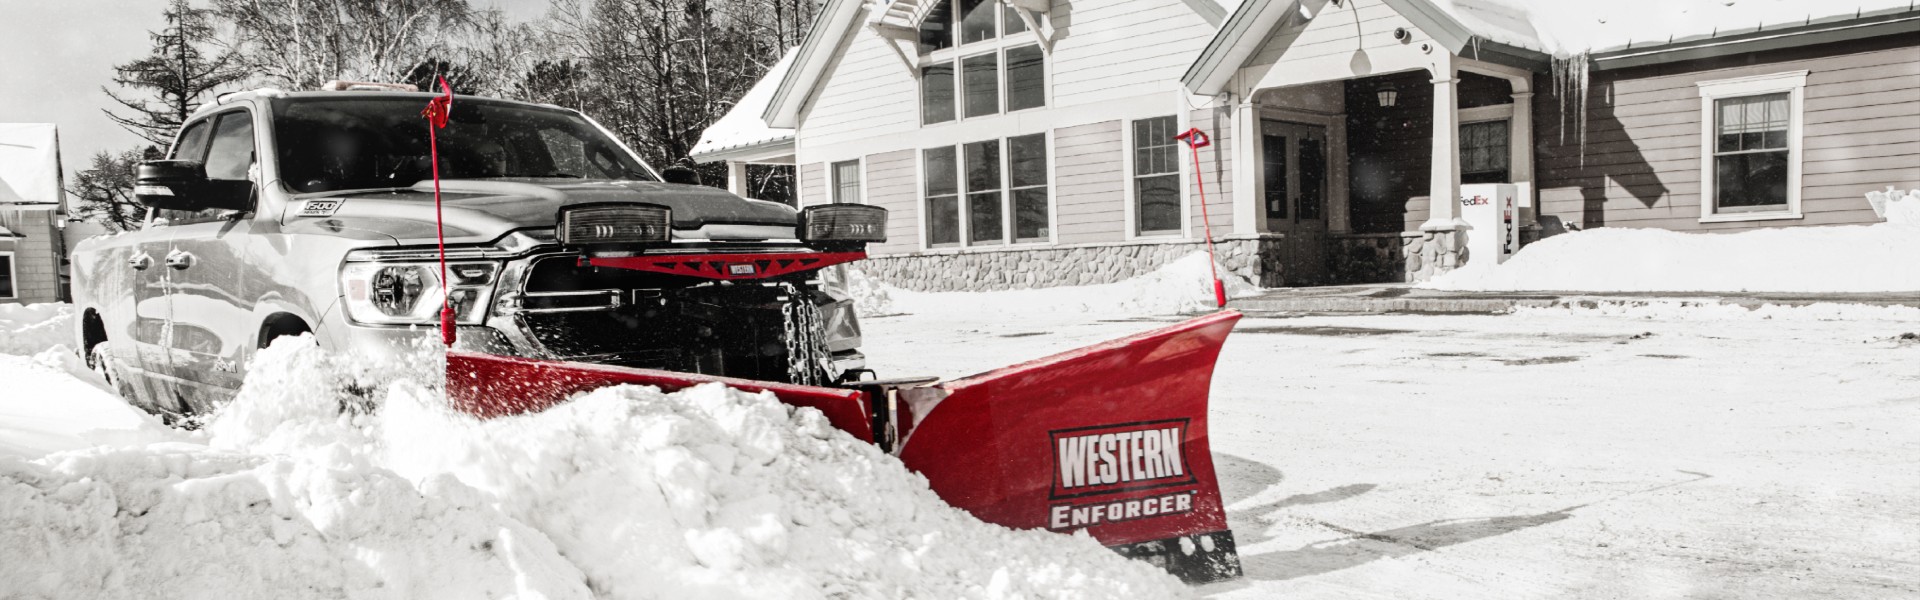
[[0, 123, 68, 304], [691, 0, 1920, 290]]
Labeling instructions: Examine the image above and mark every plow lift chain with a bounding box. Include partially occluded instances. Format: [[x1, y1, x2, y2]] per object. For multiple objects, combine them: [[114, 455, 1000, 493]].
[[779, 282, 839, 387]]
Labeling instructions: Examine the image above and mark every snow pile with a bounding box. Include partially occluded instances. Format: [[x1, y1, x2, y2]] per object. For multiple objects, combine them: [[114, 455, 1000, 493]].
[[0, 351, 183, 459], [2, 330, 1188, 598], [1866, 188, 1920, 224], [870, 252, 1259, 317], [1, 303, 73, 356], [1424, 224, 1920, 293], [1517, 300, 1920, 322]]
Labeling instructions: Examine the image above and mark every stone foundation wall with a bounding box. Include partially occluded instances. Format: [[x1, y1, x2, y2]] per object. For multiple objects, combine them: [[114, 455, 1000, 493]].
[[858, 237, 1287, 292], [1327, 230, 1470, 284]]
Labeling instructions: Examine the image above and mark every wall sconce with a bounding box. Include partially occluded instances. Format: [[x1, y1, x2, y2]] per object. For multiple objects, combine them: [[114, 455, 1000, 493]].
[[1377, 87, 1398, 107]]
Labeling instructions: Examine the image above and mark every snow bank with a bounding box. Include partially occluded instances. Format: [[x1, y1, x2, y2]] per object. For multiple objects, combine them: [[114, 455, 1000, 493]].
[[1517, 300, 1920, 322], [1, 303, 73, 356], [1424, 224, 1920, 293], [3, 332, 1188, 598], [855, 252, 1259, 317]]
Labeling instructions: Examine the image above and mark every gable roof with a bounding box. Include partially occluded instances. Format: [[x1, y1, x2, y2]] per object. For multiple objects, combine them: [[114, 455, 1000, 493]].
[[690, 47, 801, 163], [760, 0, 1239, 130], [1185, 0, 1920, 95]]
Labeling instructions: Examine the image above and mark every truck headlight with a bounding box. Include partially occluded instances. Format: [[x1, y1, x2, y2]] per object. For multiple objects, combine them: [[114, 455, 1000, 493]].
[[800, 204, 888, 244], [341, 262, 499, 325]]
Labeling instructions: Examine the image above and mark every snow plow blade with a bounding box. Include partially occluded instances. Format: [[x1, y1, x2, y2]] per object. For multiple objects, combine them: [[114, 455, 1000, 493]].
[[891, 310, 1243, 583], [445, 310, 1243, 583]]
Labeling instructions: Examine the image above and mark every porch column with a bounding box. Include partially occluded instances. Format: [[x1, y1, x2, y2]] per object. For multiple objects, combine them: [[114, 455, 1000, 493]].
[[1230, 98, 1259, 235], [1509, 91, 1537, 228], [726, 161, 749, 197], [1420, 69, 1463, 232]]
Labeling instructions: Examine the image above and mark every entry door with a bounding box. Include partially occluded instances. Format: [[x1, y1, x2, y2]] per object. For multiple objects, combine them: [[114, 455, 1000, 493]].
[[1261, 120, 1330, 285]]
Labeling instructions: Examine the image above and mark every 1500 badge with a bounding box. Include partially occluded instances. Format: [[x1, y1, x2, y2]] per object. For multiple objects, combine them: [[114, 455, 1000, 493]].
[[299, 199, 342, 217]]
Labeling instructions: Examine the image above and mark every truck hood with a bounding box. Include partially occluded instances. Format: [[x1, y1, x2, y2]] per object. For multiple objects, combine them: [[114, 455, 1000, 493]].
[[284, 179, 799, 245]]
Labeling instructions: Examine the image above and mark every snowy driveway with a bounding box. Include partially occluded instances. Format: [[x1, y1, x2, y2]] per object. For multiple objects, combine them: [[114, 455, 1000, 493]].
[[862, 306, 1920, 598]]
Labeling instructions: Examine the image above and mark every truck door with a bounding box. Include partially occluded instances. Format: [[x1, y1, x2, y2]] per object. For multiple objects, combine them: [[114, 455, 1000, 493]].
[[160, 108, 259, 413], [112, 120, 218, 416]]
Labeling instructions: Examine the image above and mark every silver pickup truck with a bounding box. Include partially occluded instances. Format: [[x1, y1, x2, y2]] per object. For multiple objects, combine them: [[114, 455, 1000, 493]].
[[71, 88, 877, 421]]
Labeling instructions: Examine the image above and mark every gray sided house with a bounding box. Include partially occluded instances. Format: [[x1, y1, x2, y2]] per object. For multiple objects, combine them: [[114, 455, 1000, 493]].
[[0, 123, 68, 304], [691, 0, 1920, 291]]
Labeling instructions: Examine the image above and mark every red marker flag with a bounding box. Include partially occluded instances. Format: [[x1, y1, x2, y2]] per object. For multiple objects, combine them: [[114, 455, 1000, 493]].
[[423, 77, 458, 346]]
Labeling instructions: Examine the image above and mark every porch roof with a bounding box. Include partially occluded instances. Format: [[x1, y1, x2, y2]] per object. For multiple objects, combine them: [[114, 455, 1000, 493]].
[[690, 47, 800, 164], [1185, 0, 1920, 95]]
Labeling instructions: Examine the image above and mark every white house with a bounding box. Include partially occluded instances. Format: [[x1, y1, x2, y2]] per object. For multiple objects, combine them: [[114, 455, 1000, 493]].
[[0, 123, 68, 304], [692, 0, 1920, 290]]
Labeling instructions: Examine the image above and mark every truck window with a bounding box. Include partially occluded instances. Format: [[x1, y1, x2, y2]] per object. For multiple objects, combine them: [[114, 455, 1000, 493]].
[[273, 97, 657, 194], [204, 112, 256, 181], [171, 120, 212, 161]]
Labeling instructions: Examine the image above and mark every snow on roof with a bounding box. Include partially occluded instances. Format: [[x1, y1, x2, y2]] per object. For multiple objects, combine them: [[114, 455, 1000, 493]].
[[0, 124, 61, 206], [1431, 0, 1919, 55], [690, 48, 800, 163]]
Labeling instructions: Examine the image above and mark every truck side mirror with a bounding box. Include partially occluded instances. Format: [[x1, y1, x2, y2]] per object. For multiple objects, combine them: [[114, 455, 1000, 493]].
[[133, 160, 209, 210], [134, 160, 253, 212], [661, 164, 702, 186]]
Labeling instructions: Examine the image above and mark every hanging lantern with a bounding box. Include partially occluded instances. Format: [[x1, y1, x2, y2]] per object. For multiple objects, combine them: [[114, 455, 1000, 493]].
[[1377, 87, 1398, 107]]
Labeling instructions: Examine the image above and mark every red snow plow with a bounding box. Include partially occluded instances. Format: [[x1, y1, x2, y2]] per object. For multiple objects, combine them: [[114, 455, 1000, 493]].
[[447, 296, 1244, 583]]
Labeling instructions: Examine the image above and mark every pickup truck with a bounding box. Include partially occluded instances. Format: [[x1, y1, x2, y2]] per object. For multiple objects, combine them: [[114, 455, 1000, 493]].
[[71, 87, 878, 421]]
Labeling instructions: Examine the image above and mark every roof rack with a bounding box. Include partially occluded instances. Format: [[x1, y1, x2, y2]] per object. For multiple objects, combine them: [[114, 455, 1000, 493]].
[[319, 80, 420, 92]]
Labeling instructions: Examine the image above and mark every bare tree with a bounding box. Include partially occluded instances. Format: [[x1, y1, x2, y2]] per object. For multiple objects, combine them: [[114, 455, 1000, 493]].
[[212, 0, 474, 90], [67, 148, 157, 232]]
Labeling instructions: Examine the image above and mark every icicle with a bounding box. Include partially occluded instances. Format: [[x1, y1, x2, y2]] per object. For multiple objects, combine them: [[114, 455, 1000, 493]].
[[1551, 50, 1593, 166]]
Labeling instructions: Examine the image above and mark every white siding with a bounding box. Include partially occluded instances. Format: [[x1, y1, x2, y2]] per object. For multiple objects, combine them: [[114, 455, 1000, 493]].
[[1189, 106, 1232, 234], [864, 149, 921, 254], [1054, 120, 1126, 244], [799, 162, 827, 206], [1048, 0, 1219, 106], [797, 24, 920, 153]]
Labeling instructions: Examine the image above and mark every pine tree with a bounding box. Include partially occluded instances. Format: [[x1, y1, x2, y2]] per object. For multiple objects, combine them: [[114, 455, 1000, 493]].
[[102, 0, 245, 149], [67, 148, 158, 233]]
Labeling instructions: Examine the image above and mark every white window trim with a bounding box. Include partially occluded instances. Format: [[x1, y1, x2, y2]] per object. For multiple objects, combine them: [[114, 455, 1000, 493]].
[[831, 159, 862, 204], [1696, 70, 1807, 224], [916, 0, 1051, 127], [1124, 113, 1192, 240], [918, 134, 1058, 250], [0, 250, 15, 299]]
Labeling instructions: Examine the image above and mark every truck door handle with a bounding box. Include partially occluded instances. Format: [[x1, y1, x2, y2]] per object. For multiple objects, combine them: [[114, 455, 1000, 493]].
[[128, 253, 153, 270], [164, 250, 196, 270]]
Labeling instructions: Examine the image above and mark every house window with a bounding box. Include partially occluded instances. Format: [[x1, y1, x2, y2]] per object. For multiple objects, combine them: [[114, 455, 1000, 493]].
[[1697, 71, 1805, 222], [1713, 93, 1790, 212], [962, 53, 999, 117], [923, 135, 1052, 248], [921, 62, 956, 125], [917, 0, 1046, 124], [1009, 133, 1048, 241], [0, 252, 14, 299], [1133, 116, 1182, 235], [925, 147, 961, 245], [964, 140, 1003, 244], [1460, 120, 1509, 184], [832, 160, 860, 203]]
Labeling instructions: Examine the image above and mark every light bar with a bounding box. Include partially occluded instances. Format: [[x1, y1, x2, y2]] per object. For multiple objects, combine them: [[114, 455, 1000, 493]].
[[800, 204, 888, 244], [558, 203, 672, 246]]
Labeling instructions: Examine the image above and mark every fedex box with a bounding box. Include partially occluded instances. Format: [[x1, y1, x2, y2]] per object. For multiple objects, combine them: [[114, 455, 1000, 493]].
[[1459, 183, 1519, 265]]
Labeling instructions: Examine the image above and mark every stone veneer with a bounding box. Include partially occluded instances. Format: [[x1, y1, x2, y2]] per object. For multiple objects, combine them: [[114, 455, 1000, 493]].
[[1327, 229, 1472, 284], [857, 236, 1288, 292]]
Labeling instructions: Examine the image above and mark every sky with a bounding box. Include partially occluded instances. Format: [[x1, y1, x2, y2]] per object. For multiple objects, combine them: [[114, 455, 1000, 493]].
[[0, 0, 556, 188]]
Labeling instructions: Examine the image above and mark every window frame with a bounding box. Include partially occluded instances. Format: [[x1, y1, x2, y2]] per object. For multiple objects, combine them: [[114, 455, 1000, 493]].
[[918, 133, 1056, 250], [915, 0, 1048, 127], [163, 108, 258, 225], [1458, 117, 1511, 184], [1696, 71, 1807, 223], [1127, 115, 1186, 238], [831, 159, 862, 204], [0, 251, 14, 299]]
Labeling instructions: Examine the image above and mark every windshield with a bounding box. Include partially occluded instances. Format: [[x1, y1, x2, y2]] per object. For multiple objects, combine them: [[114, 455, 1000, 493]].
[[271, 96, 656, 193]]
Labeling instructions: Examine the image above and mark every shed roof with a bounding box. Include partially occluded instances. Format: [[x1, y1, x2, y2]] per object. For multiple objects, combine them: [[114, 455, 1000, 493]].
[[0, 124, 62, 206], [1430, 0, 1920, 56]]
